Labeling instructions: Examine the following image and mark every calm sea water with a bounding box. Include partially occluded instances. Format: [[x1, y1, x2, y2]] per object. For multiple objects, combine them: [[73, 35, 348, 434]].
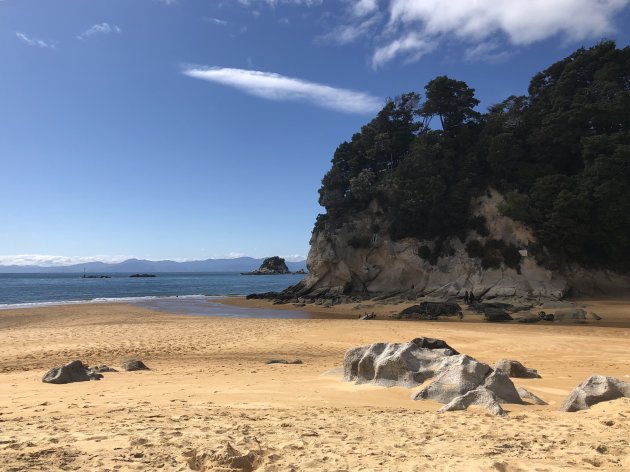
[[0, 272, 305, 308]]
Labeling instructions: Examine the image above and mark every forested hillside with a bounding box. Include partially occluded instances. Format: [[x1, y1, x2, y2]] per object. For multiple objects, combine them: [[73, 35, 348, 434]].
[[316, 41, 630, 273]]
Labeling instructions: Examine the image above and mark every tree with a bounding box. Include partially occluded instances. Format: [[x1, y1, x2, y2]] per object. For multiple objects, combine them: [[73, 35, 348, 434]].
[[419, 76, 480, 134]]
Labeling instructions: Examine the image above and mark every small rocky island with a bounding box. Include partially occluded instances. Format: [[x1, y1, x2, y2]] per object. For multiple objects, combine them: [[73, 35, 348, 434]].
[[242, 256, 301, 275], [129, 273, 156, 278]]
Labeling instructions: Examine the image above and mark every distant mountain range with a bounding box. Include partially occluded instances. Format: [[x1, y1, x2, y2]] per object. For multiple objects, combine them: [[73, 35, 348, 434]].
[[0, 257, 308, 274]]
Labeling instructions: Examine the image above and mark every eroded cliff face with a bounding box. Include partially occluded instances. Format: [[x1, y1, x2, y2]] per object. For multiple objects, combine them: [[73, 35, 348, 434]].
[[294, 190, 630, 300]]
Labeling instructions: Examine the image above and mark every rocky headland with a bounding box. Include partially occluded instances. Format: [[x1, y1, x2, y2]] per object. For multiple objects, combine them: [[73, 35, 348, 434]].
[[250, 43, 630, 307]]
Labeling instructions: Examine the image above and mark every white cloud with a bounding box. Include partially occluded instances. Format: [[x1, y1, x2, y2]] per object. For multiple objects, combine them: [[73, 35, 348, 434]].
[[372, 33, 435, 69], [182, 66, 382, 114], [282, 254, 307, 262], [77, 23, 122, 40], [316, 0, 630, 68], [15, 32, 54, 49], [0, 254, 130, 267], [387, 0, 629, 44], [352, 0, 379, 17]]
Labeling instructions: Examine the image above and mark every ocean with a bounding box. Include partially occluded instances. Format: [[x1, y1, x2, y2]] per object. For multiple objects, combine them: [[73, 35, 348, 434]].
[[0, 272, 305, 309]]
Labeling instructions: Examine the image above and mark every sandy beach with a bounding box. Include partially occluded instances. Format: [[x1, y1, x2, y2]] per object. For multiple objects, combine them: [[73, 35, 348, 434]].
[[1, 299, 629, 471]]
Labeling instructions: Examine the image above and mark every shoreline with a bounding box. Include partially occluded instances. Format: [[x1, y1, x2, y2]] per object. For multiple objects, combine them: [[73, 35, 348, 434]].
[[3, 293, 630, 327], [219, 295, 630, 328]]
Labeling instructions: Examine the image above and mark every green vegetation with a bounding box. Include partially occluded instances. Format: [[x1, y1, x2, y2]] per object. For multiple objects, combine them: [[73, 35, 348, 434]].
[[317, 42, 630, 273]]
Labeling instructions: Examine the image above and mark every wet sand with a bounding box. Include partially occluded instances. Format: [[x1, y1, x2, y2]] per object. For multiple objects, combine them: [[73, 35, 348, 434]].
[[0, 299, 629, 471]]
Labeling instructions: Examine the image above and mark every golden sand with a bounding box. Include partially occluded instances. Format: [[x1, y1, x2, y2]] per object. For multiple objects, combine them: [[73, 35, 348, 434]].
[[0, 299, 629, 471]]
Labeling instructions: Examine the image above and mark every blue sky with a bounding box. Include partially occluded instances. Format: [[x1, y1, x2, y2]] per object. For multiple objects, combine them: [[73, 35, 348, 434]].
[[1, 0, 629, 266]]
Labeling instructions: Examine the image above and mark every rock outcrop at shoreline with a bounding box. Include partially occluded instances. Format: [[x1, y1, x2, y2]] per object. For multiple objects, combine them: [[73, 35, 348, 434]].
[[281, 191, 630, 302], [343, 337, 525, 415]]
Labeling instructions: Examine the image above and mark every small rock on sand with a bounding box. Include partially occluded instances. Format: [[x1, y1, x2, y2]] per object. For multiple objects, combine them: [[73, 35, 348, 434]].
[[516, 387, 548, 405], [121, 360, 150, 371], [42, 360, 103, 384], [90, 365, 118, 373], [494, 359, 541, 379], [439, 386, 507, 417], [265, 359, 303, 365]]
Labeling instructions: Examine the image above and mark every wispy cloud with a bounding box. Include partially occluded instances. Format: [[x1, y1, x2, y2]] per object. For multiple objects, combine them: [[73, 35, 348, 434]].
[[0, 254, 131, 267], [372, 34, 435, 69], [464, 42, 512, 64], [319, 13, 381, 45], [77, 23, 122, 40], [15, 32, 54, 49], [238, 0, 322, 7], [204, 17, 228, 26], [182, 66, 382, 114]]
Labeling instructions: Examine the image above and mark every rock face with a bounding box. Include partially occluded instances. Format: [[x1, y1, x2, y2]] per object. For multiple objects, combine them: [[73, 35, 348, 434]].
[[560, 375, 630, 412], [289, 190, 630, 300], [122, 359, 150, 371], [42, 360, 103, 384], [242, 256, 290, 275], [343, 337, 522, 407], [494, 359, 541, 379]]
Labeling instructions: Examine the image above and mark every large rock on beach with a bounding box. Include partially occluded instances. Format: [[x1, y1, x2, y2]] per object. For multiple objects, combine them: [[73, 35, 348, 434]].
[[559, 375, 630, 412], [494, 359, 541, 378], [343, 337, 522, 407], [439, 387, 507, 416], [412, 355, 522, 404], [122, 359, 150, 371], [396, 301, 462, 320], [42, 360, 103, 384], [344, 337, 458, 388]]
